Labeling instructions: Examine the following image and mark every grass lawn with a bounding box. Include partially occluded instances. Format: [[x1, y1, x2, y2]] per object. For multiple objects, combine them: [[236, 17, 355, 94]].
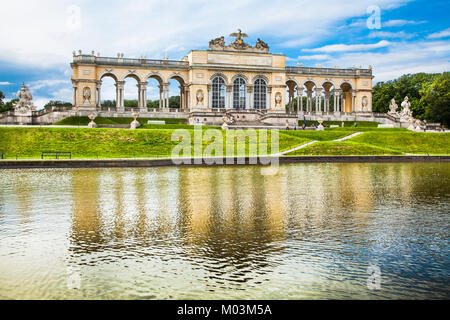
[[287, 141, 403, 156], [285, 131, 450, 156], [54, 116, 187, 126], [299, 120, 379, 127], [351, 132, 450, 155], [0, 127, 309, 159], [280, 130, 353, 141]]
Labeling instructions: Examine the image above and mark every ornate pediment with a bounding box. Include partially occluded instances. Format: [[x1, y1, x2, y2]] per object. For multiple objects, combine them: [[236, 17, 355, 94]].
[[209, 29, 269, 53]]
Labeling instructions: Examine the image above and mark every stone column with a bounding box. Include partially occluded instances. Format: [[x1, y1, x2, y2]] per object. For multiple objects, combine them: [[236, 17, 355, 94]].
[[164, 83, 170, 109], [315, 88, 322, 112], [115, 81, 125, 112], [73, 84, 78, 108], [296, 87, 302, 113], [352, 90, 356, 113], [267, 87, 272, 110], [207, 84, 211, 109], [288, 87, 294, 113], [306, 90, 312, 112], [139, 81, 148, 112], [158, 85, 163, 109], [335, 89, 341, 113], [96, 81, 101, 109], [179, 86, 183, 111], [185, 88, 190, 110], [324, 90, 330, 113], [247, 85, 253, 109], [226, 85, 232, 109]]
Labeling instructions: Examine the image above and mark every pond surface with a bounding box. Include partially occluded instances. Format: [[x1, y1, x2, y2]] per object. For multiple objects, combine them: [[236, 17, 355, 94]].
[[0, 163, 449, 299]]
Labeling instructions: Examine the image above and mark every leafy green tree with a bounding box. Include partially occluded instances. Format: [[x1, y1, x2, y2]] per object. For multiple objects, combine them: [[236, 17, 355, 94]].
[[0, 90, 4, 106], [101, 100, 116, 108], [421, 72, 450, 126], [373, 73, 440, 119], [43, 100, 72, 109], [0, 91, 16, 113]]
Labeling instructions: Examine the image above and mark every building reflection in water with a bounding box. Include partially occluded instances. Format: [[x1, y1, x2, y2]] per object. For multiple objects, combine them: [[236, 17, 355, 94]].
[[66, 163, 449, 289]]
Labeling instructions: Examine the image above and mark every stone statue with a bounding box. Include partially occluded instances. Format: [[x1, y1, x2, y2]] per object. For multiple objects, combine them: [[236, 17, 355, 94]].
[[255, 38, 269, 52], [275, 93, 282, 108], [209, 31, 270, 53], [13, 83, 36, 115], [209, 36, 225, 50], [400, 96, 413, 122], [230, 29, 250, 50], [88, 113, 98, 128], [82, 87, 91, 104], [361, 96, 368, 112], [130, 112, 140, 129], [317, 117, 324, 131], [388, 98, 399, 117], [230, 29, 248, 45], [196, 90, 204, 106]]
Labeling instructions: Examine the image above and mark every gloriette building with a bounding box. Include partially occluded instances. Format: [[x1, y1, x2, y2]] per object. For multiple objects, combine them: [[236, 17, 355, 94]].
[[72, 31, 373, 126]]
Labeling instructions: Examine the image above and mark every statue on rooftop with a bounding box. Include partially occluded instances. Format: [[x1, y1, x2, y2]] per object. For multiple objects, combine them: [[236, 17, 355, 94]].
[[255, 38, 269, 52], [209, 36, 225, 50]]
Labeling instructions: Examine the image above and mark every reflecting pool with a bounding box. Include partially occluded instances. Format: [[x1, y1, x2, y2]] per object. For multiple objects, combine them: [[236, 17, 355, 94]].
[[0, 163, 449, 299]]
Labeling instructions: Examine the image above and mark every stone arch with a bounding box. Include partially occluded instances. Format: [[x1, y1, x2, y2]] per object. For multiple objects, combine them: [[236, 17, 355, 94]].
[[210, 72, 228, 84], [168, 72, 187, 85], [286, 79, 298, 113], [231, 73, 249, 83], [123, 72, 142, 82], [145, 72, 164, 85], [338, 79, 353, 89], [320, 78, 337, 88], [168, 73, 187, 109], [301, 78, 318, 89], [286, 77, 300, 87], [339, 81, 353, 113], [99, 70, 119, 82], [252, 73, 269, 83]]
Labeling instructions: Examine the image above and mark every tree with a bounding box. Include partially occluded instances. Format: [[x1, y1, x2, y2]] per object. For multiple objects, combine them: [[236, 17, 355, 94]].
[[421, 72, 450, 126], [372, 72, 441, 119], [43, 100, 72, 109], [0, 90, 4, 106]]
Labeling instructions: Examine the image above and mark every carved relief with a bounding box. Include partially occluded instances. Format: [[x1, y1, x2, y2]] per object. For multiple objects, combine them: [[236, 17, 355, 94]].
[[83, 87, 91, 104], [196, 89, 204, 106], [275, 92, 282, 108], [208, 29, 269, 53]]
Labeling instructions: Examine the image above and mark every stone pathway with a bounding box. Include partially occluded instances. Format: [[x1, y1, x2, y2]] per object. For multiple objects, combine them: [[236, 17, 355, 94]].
[[276, 131, 363, 156], [333, 131, 363, 141], [274, 140, 318, 156]]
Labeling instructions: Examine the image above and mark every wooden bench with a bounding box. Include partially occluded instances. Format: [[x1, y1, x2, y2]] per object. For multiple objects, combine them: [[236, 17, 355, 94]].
[[41, 151, 71, 159]]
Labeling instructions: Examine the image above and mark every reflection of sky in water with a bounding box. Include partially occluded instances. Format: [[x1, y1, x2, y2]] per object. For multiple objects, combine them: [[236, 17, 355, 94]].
[[0, 163, 449, 299]]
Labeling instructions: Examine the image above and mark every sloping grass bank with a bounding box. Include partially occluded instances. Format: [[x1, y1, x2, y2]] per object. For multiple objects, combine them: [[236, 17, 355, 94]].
[[55, 116, 187, 126], [286, 131, 450, 155], [0, 127, 309, 159]]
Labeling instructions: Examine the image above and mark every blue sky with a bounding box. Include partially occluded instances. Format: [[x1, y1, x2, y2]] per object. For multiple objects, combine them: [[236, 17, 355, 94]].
[[0, 0, 449, 108]]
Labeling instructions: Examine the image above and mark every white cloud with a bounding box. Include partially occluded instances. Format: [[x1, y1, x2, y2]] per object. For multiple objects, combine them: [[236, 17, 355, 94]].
[[303, 40, 391, 53], [383, 19, 426, 27], [0, 82, 13, 85], [291, 54, 332, 61], [427, 28, 450, 39], [368, 31, 415, 39], [321, 40, 450, 82], [0, 0, 411, 68]]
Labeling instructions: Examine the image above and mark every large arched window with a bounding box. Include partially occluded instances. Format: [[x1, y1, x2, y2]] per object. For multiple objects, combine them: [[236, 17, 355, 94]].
[[233, 77, 246, 109], [212, 76, 226, 108], [254, 78, 267, 109]]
